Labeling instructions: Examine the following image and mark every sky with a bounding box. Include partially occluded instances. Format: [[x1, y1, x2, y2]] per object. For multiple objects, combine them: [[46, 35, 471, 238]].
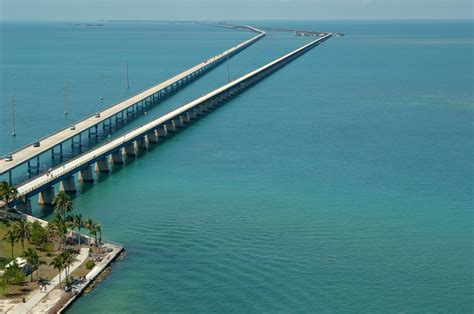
[[0, 0, 472, 21]]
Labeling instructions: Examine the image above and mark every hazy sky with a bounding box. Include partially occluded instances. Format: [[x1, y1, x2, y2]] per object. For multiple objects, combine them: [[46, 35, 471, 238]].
[[1, 0, 472, 21]]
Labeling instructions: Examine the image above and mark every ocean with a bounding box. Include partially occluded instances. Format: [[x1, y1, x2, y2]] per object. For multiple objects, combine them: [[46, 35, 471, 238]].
[[0, 20, 472, 312]]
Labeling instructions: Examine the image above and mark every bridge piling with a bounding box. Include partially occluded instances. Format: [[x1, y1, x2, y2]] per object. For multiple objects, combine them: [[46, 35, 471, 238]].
[[125, 143, 137, 156], [95, 158, 110, 173], [111, 150, 124, 164], [146, 131, 159, 144], [60, 176, 77, 193], [38, 186, 55, 205], [78, 166, 94, 182]]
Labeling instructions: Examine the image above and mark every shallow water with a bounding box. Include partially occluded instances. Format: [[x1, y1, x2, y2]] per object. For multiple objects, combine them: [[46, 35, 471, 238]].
[[0, 20, 472, 312]]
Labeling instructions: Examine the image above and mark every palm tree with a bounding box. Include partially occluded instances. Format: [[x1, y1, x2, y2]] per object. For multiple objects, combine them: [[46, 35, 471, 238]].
[[73, 214, 84, 246], [52, 192, 73, 218], [90, 223, 99, 248], [0, 181, 18, 209], [61, 249, 78, 283], [50, 214, 67, 250], [13, 219, 31, 251], [22, 248, 45, 282], [49, 255, 65, 288], [3, 228, 17, 259], [84, 218, 94, 245]]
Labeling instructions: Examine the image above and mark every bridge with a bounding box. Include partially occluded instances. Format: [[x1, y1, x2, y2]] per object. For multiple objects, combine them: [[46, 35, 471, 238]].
[[11, 33, 332, 211], [0, 25, 265, 184]]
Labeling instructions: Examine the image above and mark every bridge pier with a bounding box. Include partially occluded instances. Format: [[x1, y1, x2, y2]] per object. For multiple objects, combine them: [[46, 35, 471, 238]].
[[165, 121, 176, 133], [174, 117, 184, 128], [125, 143, 136, 156], [38, 187, 55, 205], [157, 125, 168, 138], [136, 137, 147, 150], [60, 176, 77, 193], [181, 113, 191, 124], [146, 131, 159, 144], [78, 166, 94, 182], [195, 106, 204, 116], [111, 150, 124, 164], [188, 110, 197, 120], [95, 158, 110, 173]]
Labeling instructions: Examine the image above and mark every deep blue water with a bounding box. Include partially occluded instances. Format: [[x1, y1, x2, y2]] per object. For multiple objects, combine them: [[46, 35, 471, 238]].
[[0, 20, 473, 312]]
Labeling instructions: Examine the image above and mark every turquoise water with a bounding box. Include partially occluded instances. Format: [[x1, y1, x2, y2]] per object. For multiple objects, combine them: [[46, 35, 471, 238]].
[[1, 20, 473, 312]]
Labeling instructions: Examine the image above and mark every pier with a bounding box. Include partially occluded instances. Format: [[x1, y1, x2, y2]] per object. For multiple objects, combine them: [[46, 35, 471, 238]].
[[10, 33, 332, 211], [0, 25, 265, 184]]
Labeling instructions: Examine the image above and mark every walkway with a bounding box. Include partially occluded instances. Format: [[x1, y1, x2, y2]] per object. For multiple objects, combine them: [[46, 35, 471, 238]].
[[7, 248, 89, 314]]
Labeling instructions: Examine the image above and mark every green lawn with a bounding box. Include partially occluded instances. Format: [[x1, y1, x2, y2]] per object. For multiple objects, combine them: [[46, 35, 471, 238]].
[[0, 219, 29, 268]]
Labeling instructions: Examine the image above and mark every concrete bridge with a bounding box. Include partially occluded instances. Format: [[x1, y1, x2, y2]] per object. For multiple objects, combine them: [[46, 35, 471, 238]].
[[0, 25, 265, 184], [11, 33, 332, 211]]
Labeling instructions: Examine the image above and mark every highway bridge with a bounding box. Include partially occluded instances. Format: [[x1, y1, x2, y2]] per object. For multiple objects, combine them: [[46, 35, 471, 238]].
[[10, 33, 332, 211], [0, 25, 265, 184]]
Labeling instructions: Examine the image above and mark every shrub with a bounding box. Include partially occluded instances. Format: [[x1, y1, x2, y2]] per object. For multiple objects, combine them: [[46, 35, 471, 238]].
[[85, 260, 95, 270], [30, 221, 47, 246], [42, 242, 54, 256]]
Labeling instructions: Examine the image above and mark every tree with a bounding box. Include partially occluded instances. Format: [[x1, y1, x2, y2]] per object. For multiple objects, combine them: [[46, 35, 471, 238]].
[[50, 255, 65, 288], [3, 228, 17, 259], [30, 221, 47, 246], [3, 260, 25, 286], [85, 218, 94, 245], [60, 249, 78, 284], [22, 248, 45, 282], [73, 214, 84, 246], [50, 214, 67, 250], [13, 219, 31, 251], [52, 192, 73, 218], [0, 181, 18, 209]]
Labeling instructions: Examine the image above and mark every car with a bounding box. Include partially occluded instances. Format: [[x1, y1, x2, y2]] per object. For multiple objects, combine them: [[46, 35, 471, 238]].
[[5, 155, 13, 162], [33, 142, 40, 147], [70, 125, 76, 130], [95, 113, 101, 118]]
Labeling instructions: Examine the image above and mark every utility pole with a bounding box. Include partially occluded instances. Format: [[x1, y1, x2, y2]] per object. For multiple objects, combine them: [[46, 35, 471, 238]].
[[11, 96, 16, 137], [126, 61, 130, 91], [64, 81, 68, 115], [100, 75, 104, 101], [227, 55, 230, 83]]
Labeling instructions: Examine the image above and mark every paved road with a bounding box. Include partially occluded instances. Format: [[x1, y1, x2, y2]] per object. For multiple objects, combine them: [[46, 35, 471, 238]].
[[0, 26, 265, 176], [9, 248, 89, 314], [16, 33, 331, 198]]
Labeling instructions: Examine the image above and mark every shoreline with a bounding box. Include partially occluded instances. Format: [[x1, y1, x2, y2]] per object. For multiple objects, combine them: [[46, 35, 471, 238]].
[[1, 211, 125, 313]]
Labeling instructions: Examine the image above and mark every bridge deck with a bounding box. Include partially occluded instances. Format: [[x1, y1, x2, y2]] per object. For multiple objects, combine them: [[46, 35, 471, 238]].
[[0, 26, 264, 176], [17, 33, 332, 197]]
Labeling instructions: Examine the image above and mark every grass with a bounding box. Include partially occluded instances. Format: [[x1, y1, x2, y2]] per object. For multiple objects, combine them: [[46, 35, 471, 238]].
[[0, 219, 89, 299], [0, 220, 27, 262]]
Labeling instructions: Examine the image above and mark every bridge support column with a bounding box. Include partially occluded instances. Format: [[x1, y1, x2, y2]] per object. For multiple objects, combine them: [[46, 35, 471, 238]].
[[95, 158, 110, 173], [195, 106, 204, 116], [60, 176, 77, 193], [182, 113, 191, 124], [111, 150, 123, 164], [125, 143, 136, 156], [38, 187, 55, 205], [188, 110, 197, 120], [147, 131, 159, 144], [157, 125, 168, 138], [165, 121, 176, 133], [200, 103, 210, 113], [136, 137, 147, 150], [78, 166, 94, 182], [174, 117, 184, 128], [16, 199, 32, 214]]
